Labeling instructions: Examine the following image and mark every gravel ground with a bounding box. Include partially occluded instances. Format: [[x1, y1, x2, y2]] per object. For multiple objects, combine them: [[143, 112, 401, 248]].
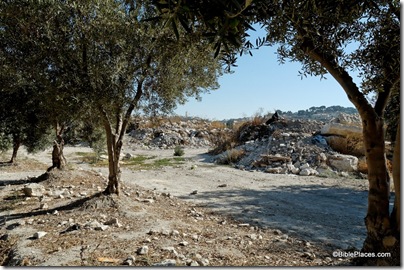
[[0, 144, 371, 266]]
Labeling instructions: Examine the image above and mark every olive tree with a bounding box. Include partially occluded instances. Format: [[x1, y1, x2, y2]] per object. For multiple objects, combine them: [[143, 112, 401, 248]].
[[153, 0, 400, 265], [258, 1, 399, 264], [47, 0, 223, 195], [0, 1, 86, 169]]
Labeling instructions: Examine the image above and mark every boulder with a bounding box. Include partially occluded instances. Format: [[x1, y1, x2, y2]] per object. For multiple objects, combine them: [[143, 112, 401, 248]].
[[328, 154, 358, 172], [23, 183, 45, 197], [321, 113, 362, 138], [321, 123, 362, 137]]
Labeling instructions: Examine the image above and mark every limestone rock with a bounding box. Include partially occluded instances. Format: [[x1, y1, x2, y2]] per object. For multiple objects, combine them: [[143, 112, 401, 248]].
[[137, 246, 149, 255], [33, 231, 47, 239], [152, 259, 176, 266], [23, 183, 45, 197], [328, 154, 358, 172], [321, 123, 362, 137]]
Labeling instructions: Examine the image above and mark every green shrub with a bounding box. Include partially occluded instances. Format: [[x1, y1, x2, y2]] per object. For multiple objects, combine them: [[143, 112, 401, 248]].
[[173, 146, 184, 156]]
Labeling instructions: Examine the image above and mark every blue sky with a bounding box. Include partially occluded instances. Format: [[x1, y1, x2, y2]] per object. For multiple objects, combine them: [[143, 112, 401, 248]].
[[173, 28, 358, 120]]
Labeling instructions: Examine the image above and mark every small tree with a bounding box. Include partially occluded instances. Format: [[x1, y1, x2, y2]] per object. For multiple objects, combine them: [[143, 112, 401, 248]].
[[35, 0, 224, 195], [0, 1, 87, 168], [153, 0, 400, 264]]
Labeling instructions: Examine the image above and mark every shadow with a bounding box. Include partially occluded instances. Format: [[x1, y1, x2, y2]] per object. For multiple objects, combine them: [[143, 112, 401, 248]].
[[0, 172, 50, 186], [179, 184, 394, 250], [194, 152, 216, 164], [0, 161, 13, 166], [0, 192, 104, 226]]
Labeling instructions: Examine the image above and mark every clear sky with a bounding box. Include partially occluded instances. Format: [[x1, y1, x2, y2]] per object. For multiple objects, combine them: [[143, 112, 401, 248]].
[[173, 27, 358, 121]]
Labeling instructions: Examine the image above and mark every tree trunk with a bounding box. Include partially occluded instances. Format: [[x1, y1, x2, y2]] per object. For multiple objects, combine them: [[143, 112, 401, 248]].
[[301, 38, 398, 265], [100, 80, 144, 196], [391, 121, 400, 233], [47, 139, 67, 171], [9, 137, 21, 164], [358, 113, 399, 265], [102, 122, 123, 195]]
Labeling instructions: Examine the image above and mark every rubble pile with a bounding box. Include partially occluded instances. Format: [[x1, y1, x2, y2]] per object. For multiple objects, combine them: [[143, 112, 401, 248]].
[[127, 118, 230, 149], [214, 114, 364, 178], [126, 113, 365, 177]]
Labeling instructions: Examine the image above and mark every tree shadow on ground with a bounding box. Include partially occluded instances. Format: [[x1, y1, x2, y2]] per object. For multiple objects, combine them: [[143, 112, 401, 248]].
[[194, 152, 216, 163], [0, 172, 50, 186], [180, 184, 395, 250], [0, 192, 104, 226]]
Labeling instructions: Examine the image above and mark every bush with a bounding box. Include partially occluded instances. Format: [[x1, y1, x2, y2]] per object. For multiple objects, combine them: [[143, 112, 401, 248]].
[[216, 149, 245, 165], [173, 146, 184, 156]]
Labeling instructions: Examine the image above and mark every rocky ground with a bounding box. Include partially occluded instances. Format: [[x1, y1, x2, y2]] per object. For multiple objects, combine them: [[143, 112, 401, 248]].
[[0, 141, 369, 266], [2, 113, 389, 266]]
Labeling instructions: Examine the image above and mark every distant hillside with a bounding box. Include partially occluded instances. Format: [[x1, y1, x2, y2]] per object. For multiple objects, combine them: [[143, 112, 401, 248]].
[[222, 105, 358, 124], [278, 105, 358, 122]]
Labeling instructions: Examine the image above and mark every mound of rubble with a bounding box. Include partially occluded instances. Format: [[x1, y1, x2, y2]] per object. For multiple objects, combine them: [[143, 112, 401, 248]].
[[214, 113, 364, 178], [127, 118, 230, 149], [126, 114, 365, 178]]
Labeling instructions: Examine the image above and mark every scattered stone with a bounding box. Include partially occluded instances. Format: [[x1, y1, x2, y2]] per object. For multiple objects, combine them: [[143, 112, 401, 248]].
[[299, 163, 310, 170], [104, 218, 122, 227], [248, 234, 258, 240], [136, 246, 149, 255], [152, 259, 176, 266], [122, 255, 136, 266], [313, 258, 323, 264], [60, 224, 81, 234], [299, 168, 311, 176], [33, 231, 47, 239], [147, 229, 159, 235], [188, 260, 200, 266], [144, 238, 152, 243], [85, 220, 109, 231], [328, 154, 358, 172], [179, 241, 189, 246], [197, 258, 209, 266], [302, 252, 316, 260], [23, 183, 45, 197], [265, 167, 282, 174]]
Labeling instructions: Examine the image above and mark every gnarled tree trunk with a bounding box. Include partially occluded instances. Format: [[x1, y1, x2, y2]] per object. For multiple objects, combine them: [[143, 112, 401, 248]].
[[103, 120, 123, 195], [359, 113, 394, 265], [47, 124, 67, 171], [101, 79, 144, 196], [302, 38, 399, 265], [9, 137, 21, 164]]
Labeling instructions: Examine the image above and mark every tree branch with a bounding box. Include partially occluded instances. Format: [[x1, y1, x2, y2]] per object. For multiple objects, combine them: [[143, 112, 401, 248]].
[[118, 79, 144, 142], [299, 35, 374, 116]]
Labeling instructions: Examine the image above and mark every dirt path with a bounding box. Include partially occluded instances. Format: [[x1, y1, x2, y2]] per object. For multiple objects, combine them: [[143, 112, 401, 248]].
[[61, 145, 370, 250], [4, 145, 371, 250]]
